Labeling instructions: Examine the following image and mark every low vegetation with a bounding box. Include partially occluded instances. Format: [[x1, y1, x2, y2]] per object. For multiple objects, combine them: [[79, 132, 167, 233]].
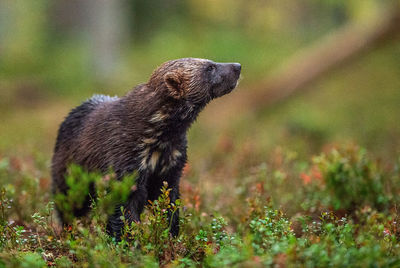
[[1, 145, 400, 267]]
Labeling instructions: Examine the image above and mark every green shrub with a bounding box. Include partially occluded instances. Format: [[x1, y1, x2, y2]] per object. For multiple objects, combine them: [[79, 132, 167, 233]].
[[249, 206, 295, 256], [122, 182, 180, 259], [1, 148, 400, 266], [54, 164, 136, 223], [302, 146, 395, 212], [293, 211, 400, 267]]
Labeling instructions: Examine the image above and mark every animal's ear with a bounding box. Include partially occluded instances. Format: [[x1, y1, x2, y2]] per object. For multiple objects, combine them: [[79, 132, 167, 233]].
[[164, 72, 185, 99]]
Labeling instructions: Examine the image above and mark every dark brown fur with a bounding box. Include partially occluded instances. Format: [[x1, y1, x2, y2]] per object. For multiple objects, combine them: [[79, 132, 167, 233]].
[[52, 58, 241, 239]]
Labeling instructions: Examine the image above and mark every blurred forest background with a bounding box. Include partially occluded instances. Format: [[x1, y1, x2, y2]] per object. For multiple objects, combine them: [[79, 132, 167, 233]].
[[2, 0, 400, 266], [0, 0, 399, 167], [1, 0, 400, 163]]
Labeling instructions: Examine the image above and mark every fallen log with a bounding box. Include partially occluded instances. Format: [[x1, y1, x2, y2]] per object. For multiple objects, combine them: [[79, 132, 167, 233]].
[[247, 6, 400, 110]]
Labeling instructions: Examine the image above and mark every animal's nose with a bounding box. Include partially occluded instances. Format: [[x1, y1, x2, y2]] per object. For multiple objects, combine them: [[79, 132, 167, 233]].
[[232, 63, 241, 75]]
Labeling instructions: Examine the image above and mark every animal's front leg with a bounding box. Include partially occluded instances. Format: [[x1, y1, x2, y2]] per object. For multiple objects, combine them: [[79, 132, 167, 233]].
[[147, 176, 181, 237], [168, 184, 180, 237], [106, 185, 147, 240]]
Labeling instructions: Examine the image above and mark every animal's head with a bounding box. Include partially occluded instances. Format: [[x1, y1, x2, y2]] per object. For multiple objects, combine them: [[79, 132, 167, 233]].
[[149, 58, 241, 106]]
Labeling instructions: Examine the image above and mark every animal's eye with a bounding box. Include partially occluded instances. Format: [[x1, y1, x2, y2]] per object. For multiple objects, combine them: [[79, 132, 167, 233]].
[[207, 65, 216, 72]]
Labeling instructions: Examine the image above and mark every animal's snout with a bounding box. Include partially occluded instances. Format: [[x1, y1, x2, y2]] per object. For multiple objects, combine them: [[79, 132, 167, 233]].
[[231, 63, 241, 76]]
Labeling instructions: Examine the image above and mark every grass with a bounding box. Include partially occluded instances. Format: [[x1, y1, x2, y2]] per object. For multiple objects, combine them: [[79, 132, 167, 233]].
[[1, 144, 400, 267]]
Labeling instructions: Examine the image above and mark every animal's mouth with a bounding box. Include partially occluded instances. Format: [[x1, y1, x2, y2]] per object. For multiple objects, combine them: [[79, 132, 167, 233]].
[[229, 76, 241, 90], [210, 71, 241, 99], [211, 79, 240, 98], [229, 81, 238, 90]]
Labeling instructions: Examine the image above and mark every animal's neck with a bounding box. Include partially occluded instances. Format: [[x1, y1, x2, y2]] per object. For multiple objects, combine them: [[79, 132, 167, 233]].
[[123, 85, 205, 140], [149, 99, 203, 140]]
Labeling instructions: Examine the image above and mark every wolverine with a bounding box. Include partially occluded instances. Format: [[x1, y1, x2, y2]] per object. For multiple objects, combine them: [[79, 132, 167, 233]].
[[51, 58, 241, 239]]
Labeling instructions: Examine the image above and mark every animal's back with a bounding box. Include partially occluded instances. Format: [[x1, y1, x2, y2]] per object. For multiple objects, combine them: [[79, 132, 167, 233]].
[[52, 95, 118, 193], [54, 95, 117, 151]]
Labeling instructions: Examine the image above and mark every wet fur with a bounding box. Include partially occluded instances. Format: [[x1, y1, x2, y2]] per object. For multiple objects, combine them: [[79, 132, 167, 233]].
[[51, 58, 241, 239]]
